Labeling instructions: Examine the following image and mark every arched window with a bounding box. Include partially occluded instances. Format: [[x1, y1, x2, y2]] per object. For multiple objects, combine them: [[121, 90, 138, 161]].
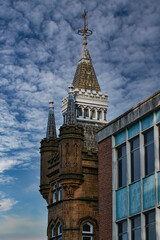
[[79, 107, 82, 117], [92, 109, 96, 119], [52, 226, 56, 239], [51, 222, 62, 240], [85, 108, 89, 118], [98, 110, 102, 120], [58, 222, 62, 240], [82, 222, 93, 240]]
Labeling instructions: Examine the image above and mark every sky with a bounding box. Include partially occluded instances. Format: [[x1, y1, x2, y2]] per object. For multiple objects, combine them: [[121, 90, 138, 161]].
[[0, 0, 159, 239]]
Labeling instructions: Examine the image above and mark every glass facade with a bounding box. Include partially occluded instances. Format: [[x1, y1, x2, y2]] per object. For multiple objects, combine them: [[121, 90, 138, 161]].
[[114, 107, 160, 239]]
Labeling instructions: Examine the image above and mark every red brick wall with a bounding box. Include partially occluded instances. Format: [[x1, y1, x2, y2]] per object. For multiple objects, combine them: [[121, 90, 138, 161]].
[[98, 136, 112, 240]]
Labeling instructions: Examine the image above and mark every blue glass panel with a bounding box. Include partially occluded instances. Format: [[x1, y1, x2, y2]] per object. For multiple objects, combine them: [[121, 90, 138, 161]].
[[115, 130, 126, 146], [141, 114, 153, 131], [116, 187, 127, 220], [156, 109, 160, 123], [129, 181, 141, 215], [128, 122, 139, 139], [158, 172, 160, 205], [143, 174, 155, 210]]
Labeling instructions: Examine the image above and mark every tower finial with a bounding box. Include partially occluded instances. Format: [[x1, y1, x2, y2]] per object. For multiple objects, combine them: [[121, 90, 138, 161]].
[[46, 100, 57, 139], [78, 9, 92, 46]]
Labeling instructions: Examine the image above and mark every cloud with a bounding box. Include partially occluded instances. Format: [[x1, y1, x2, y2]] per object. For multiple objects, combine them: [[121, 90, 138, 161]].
[[0, 198, 18, 212], [0, 175, 17, 184], [0, 159, 21, 173]]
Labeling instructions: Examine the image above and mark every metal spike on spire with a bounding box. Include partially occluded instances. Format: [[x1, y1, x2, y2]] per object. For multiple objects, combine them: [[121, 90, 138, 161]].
[[66, 85, 77, 125], [46, 100, 57, 139], [78, 9, 92, 45]]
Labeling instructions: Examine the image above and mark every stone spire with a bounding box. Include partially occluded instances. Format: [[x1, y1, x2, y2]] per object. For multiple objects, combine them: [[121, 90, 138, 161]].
[[46, 100, 57, 138], [66, 85, 77, 125], [72, 10, 101, 92]]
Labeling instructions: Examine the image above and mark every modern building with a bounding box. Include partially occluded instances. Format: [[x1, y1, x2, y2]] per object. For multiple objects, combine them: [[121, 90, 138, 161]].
[[98, 90, 160, 240], [39, 11, 108, 240]]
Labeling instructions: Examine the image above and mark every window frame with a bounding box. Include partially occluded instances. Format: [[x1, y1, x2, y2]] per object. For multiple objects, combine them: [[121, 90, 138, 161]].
[[145, 210, 156, 240], [131, 215, 141, 240], [82, 222, 93, 240], [144, 128, 155, 176], [118, 220, 128, 240], [52, 182, 62, 203], [130, 136, 140, 183], [117, 143, 127, 188]]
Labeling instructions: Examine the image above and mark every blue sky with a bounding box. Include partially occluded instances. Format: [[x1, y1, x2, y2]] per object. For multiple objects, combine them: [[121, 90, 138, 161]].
[[0, 0, 159, 239]]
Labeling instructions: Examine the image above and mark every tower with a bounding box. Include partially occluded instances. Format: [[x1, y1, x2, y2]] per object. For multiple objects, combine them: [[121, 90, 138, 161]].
[[40, 10, 108, 240]]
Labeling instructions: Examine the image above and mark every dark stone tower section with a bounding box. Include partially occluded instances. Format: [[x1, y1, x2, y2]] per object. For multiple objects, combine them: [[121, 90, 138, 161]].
[[59, 124, 84, 194], [40, 101, 58, 203]]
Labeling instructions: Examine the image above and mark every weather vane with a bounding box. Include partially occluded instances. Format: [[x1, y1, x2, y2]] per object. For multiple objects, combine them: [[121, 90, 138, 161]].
[[78, 9, 92, 45]]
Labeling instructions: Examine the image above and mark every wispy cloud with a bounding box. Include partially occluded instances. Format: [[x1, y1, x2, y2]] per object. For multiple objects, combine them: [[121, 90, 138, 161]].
[[0, 198, 18, 212]]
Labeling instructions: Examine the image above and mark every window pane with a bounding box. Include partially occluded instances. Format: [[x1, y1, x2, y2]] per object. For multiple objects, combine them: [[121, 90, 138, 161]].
[[123, 233, 127, 240], [58, 223, 62, 234], [122, 220, 127, 232], [118, 145, 127, 188], [118, 220, 127, 239], [52, 226, 55, 237], [79, 107, 82, 116], [83, 223, 91, 232], [59, 188, 62, 200], [131, 149, 140, 181], [83, 237, 92, 240], [145, 143, 155, 175], [131, 137, 139, 150], [144, 130, 154, 144], [146, 211, 156, 240], [132, 216, 141, 240], [144, 129, 155, 176], [147, 225, 156, 240], [53, 192, 56, 202], [146, 211, 155, 224], [131, 137, 140, 182]]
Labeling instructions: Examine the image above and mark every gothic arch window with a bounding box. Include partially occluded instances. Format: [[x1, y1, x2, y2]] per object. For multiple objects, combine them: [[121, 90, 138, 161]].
[[58, 222, 62, 239], [52, 226, 56, 238], [50, 222, 62, 240], [84, 108, 89, 118], [82, 222, 93, 240]]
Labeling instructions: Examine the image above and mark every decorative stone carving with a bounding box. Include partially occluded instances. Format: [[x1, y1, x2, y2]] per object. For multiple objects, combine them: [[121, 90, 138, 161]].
[[63, 184, 79, 199], [48, 152, 59, 166]]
